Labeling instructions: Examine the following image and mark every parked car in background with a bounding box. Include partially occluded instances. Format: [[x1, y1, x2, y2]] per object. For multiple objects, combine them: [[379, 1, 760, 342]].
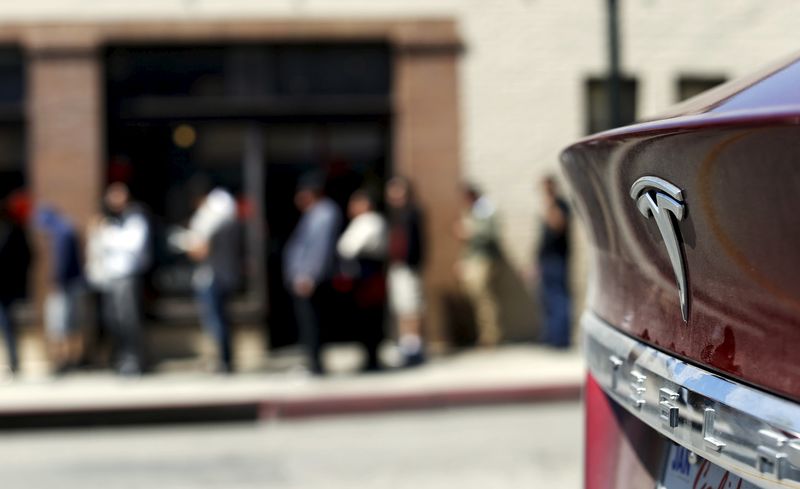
[[562, 54, 800, 489]]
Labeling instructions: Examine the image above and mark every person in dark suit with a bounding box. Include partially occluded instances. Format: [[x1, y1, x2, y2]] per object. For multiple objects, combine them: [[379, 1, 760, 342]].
[[283, 174, 342, 375]]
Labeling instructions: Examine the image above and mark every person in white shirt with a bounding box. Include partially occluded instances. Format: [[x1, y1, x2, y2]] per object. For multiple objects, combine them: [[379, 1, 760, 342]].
[[337, 189, 388, 372], [86, 182, 151, 376], [171, 182, 240, 373], [337, 196, 387, 261]]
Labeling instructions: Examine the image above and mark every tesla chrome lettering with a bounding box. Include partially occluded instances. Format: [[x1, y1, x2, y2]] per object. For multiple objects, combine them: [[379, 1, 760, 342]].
[[659, 387, 680, 430], [703, 408, 726, 452], [630, 176, 689, 322], [630, 370, 647, 410], [585, 314, 800, 488]]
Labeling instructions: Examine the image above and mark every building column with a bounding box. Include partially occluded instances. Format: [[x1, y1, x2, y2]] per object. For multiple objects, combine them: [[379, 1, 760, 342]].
[[27, 46, 103, 230], [393, 39, 463, 350], [25, 44, 104, 345]]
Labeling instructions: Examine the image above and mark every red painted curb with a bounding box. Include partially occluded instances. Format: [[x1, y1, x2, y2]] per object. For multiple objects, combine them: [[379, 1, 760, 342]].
[[260, 383, 583, 419]]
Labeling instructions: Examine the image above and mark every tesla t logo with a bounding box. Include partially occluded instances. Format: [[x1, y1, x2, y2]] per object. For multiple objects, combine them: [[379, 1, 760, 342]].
[[630, 176, 689, 322]]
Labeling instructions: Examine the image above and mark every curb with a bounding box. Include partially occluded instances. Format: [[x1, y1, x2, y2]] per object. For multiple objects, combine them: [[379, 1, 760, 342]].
[[261, 384, 583, 419], [0, 383, 583, 430]]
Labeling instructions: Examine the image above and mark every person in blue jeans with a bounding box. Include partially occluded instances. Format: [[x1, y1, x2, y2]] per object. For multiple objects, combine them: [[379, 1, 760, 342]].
[[0, 298, 18, 375], [177, 182, 240, 374], [537, 176, 571, 348], [194, 256, 236, 374]]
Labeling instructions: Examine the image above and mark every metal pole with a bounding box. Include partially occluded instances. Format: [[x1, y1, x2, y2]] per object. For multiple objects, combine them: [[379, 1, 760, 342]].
[[243, 123, 267, 316], [607, 0, 622, 128]]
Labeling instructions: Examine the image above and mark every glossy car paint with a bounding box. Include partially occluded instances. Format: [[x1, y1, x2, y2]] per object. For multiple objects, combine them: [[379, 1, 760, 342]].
[[563, 57, 800, 402]]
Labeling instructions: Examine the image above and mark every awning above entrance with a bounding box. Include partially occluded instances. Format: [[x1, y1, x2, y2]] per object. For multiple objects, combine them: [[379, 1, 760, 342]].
[[115, 95, 391, 121]]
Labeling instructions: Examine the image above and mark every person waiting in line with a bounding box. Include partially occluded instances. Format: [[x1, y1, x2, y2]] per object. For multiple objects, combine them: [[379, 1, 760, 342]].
[[536, 175, 571, 348], [86, 182, 151, 376], [36, 206, 85, 375], [385, 177, 426, 367], [337, 189, 388, 372], [283, 173, 342, 376], [454, 183, 502, 347], [0, 194, 32, 376], [170, 179, 240, 374]]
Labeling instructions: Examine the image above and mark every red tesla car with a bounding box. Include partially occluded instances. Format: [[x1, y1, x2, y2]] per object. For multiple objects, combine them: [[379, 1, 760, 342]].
[[562, 54, 800, 489]]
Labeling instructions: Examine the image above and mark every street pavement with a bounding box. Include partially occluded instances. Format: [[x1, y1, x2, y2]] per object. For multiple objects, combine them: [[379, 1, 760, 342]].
[[0, 344, 584, 426], [0, 402, 583, 489]]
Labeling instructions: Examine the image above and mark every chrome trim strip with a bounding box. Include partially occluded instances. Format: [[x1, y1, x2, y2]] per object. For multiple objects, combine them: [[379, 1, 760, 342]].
[[584, 312, 800, 488]]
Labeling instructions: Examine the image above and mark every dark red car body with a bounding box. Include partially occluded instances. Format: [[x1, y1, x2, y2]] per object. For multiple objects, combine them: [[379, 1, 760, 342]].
[[563, 54, 800, 488]]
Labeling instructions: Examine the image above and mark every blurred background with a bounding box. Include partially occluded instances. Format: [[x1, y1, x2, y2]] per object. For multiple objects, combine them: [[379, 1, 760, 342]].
[[0, 0, 797, 487]]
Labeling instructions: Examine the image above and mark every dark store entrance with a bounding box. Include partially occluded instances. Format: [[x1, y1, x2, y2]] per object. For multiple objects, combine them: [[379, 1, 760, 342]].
[[260, 121, 390, 347], [0, 47, 25, 201], [105, 44, 392, 349]]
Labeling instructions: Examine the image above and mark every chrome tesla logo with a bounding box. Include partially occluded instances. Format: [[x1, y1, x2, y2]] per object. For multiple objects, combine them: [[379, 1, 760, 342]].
[[630, 176, 688, 322]]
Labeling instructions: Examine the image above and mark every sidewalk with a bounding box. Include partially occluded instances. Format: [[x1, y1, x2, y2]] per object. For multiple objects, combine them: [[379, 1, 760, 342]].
[[0, 345, 585, 429]]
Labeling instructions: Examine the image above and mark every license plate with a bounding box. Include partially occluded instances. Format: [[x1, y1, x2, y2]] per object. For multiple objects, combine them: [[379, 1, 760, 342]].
[[659, 444, 762, 489]]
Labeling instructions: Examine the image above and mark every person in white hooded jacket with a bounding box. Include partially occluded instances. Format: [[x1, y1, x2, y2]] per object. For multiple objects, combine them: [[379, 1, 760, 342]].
[[86, 182, 151, 376]]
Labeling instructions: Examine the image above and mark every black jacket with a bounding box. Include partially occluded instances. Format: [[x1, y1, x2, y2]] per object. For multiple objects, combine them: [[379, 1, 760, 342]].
[[0, 220, 31, 302], [388, 206, 425, 270]]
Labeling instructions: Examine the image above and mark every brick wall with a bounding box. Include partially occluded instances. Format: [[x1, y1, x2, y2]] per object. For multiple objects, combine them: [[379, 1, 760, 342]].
[[394, 43, 462, 346], [27, 48, 103, 231]]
